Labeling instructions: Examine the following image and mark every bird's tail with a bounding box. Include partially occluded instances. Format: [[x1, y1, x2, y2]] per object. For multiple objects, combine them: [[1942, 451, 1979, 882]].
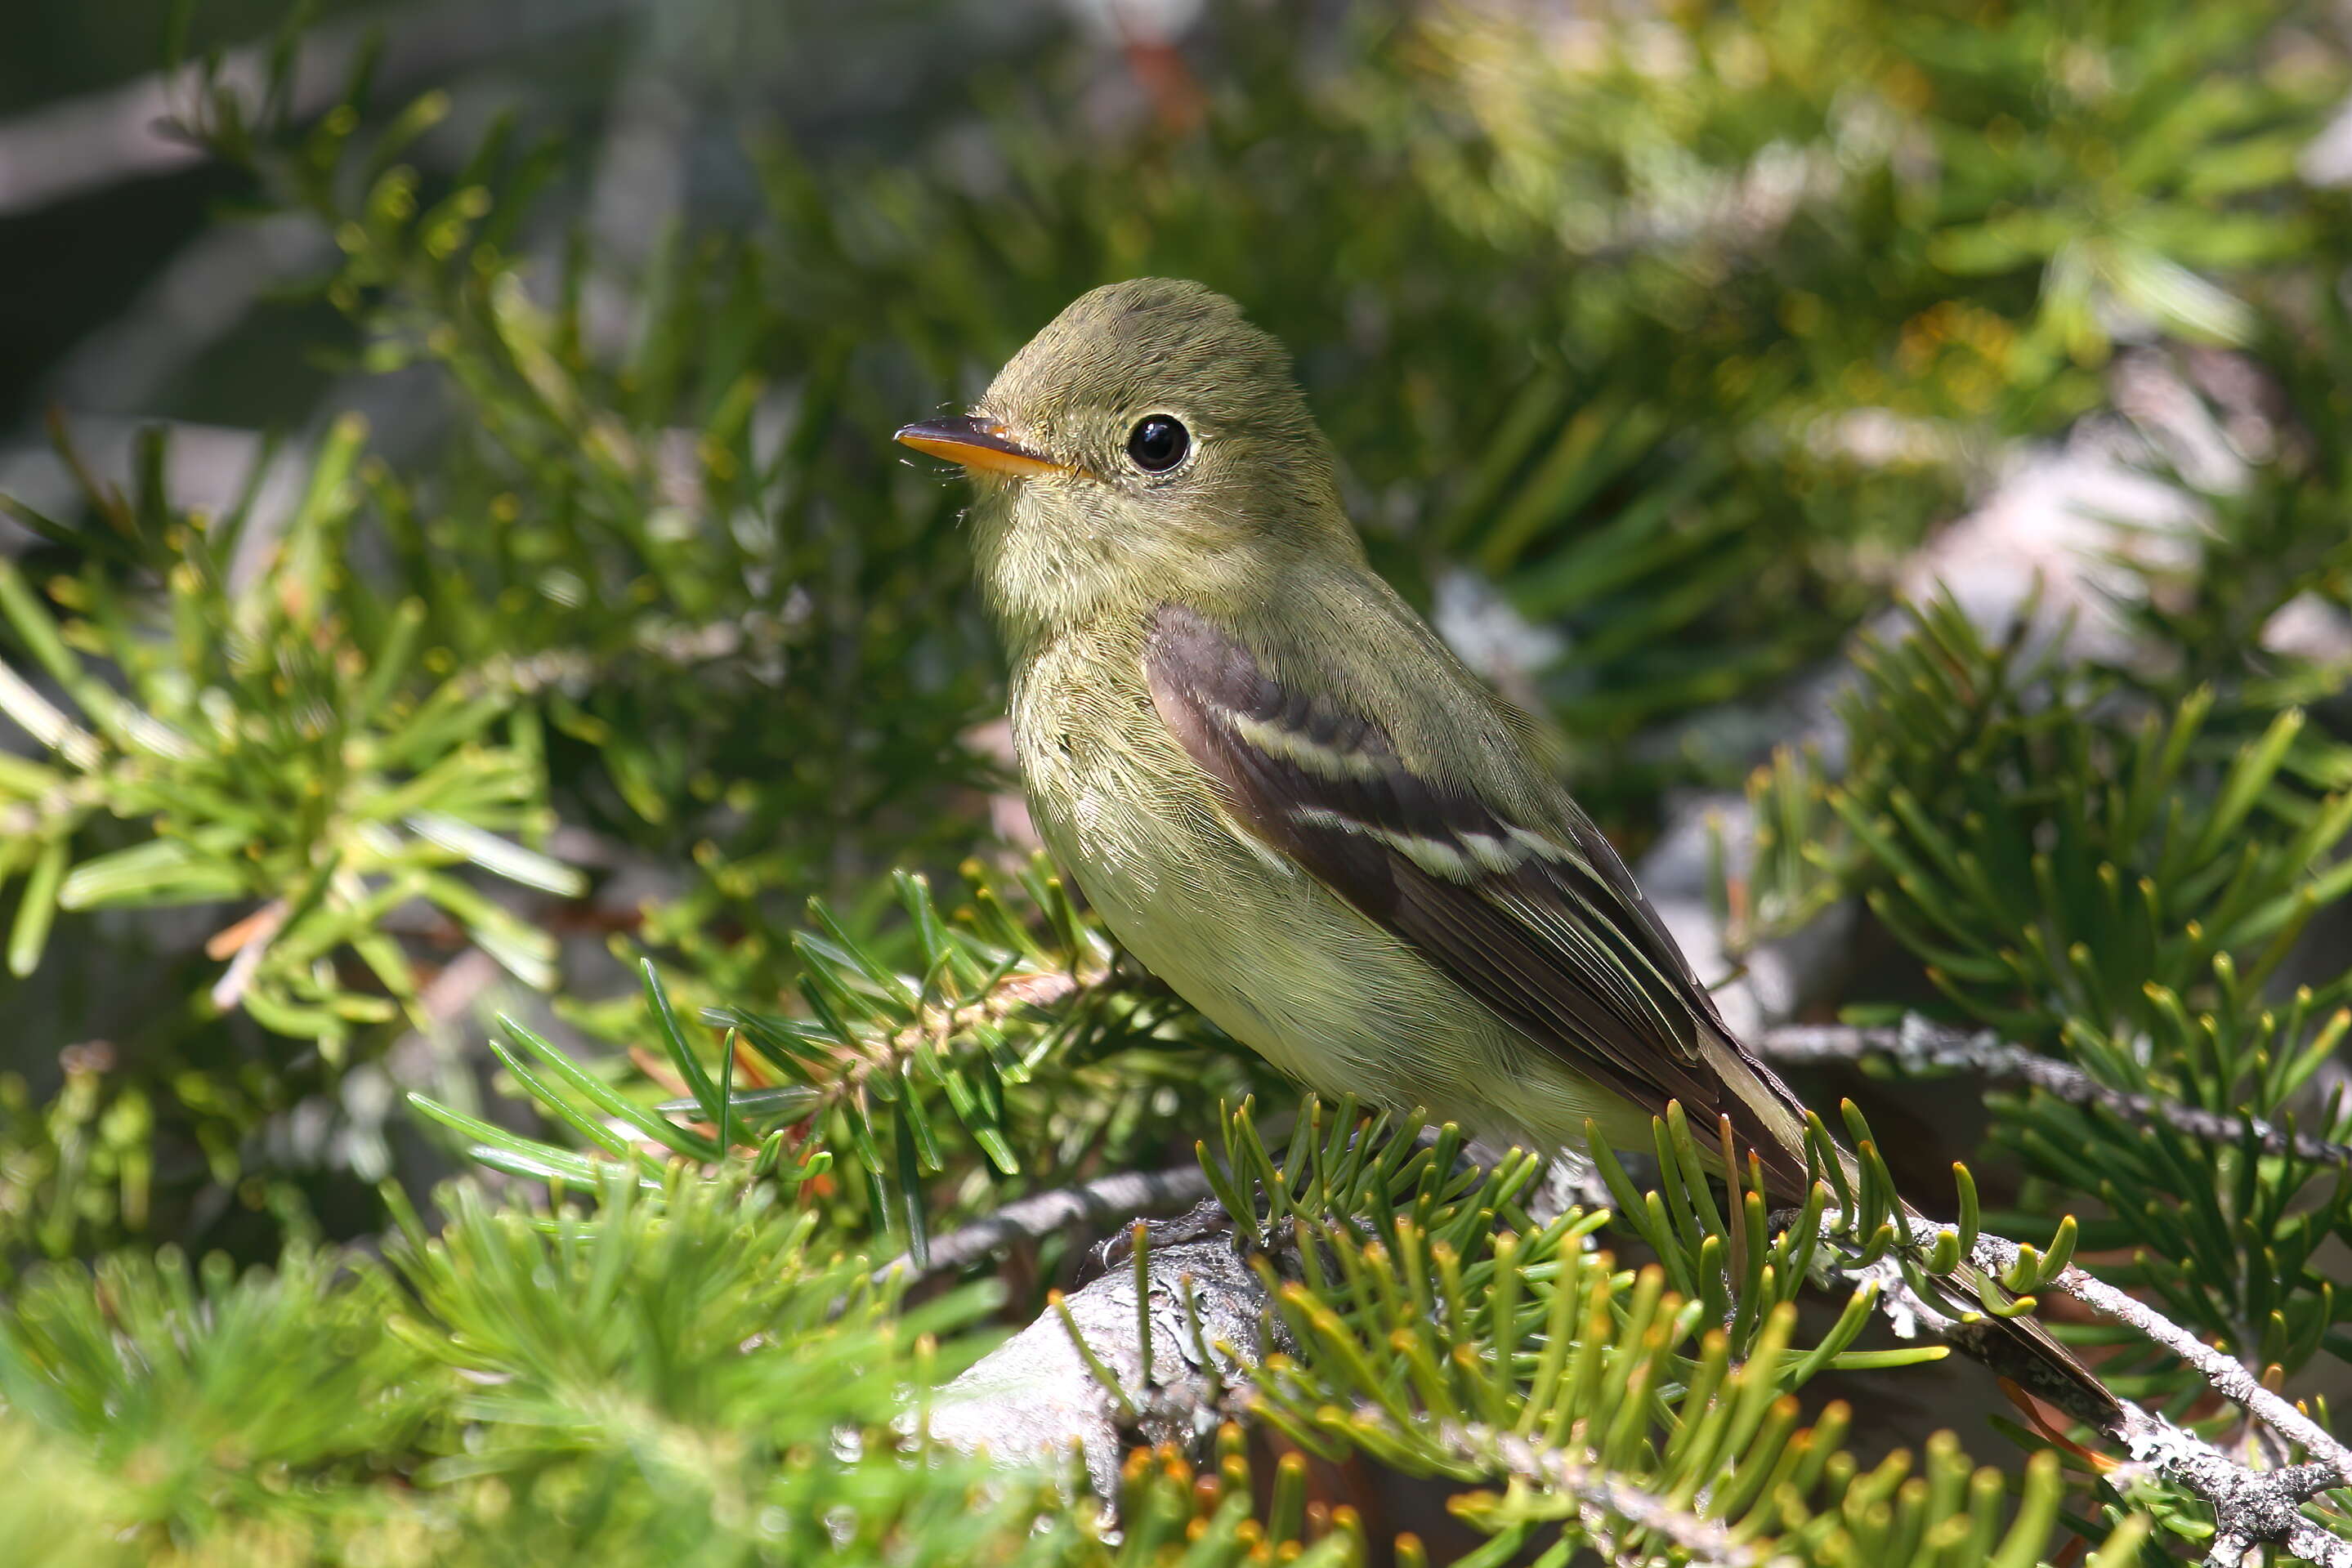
[[1891, 1206, 2119, 1426]]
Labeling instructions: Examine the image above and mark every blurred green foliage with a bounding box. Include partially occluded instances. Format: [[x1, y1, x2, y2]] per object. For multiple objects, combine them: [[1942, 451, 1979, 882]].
[[0, 0, 2349, 1559]]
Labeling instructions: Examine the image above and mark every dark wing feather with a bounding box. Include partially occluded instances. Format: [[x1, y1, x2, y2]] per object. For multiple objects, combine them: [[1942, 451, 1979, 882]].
[[1145, 603, 1809, 1192]]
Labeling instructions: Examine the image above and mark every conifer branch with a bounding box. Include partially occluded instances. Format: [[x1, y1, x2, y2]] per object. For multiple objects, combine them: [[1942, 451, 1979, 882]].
[[933, 1210, 1772, 1565], [1807, 1212, 2352, 1568], [1965, 1232, 2352, 1493]]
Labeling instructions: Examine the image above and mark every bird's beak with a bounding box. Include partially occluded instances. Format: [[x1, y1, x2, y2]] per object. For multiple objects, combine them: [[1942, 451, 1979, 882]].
[[894, 415, 1073, 479]]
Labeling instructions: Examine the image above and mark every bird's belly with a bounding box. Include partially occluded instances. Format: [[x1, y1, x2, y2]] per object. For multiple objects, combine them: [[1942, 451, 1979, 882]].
[[1027, 775, 1634, 1153]]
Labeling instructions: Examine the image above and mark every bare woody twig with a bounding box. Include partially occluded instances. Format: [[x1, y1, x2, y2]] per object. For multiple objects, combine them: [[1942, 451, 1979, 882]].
[[1757, 1015, 2352, 1169], [873, 1164, 1213, 1283], [2000, 1247, 2352, 1568]]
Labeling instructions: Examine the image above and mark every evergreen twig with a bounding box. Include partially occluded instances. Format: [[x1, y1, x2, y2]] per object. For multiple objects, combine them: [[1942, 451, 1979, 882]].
[[1424, 1422, 1761, 1568], [1807, 1211, 2352, 1568], [1967, 1231, 2352, 1492]]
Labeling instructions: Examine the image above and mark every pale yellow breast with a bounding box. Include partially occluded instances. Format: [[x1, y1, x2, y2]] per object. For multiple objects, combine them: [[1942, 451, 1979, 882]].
[[1007, 627, 1637, 1155]]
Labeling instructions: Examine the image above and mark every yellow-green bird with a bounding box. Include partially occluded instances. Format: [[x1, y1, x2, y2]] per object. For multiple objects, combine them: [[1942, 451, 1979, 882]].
[[898, 277, 2113, 1418]]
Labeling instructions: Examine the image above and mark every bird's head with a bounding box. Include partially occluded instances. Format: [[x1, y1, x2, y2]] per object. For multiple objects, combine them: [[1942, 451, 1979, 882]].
[[897, 278, 1354, 646]]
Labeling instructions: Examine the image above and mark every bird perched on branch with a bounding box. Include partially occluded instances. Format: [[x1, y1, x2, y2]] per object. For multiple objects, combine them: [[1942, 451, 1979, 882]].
[[897, 277, 2116, 1421]]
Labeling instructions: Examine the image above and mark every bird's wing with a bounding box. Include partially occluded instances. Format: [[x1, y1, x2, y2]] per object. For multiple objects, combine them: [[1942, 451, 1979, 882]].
[[1143, 602, 1810, 1191]]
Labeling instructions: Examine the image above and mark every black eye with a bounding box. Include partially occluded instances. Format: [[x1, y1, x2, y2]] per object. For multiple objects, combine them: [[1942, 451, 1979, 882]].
[[1125, 415, 1189, 472]]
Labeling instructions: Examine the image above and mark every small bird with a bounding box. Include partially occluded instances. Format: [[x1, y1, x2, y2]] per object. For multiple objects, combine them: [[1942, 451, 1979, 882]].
[[898, 277, 2114, 1418]]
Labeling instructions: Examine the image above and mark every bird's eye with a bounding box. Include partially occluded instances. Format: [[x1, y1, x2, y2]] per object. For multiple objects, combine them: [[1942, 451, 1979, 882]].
[[1125, 415, 1190, 473]]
